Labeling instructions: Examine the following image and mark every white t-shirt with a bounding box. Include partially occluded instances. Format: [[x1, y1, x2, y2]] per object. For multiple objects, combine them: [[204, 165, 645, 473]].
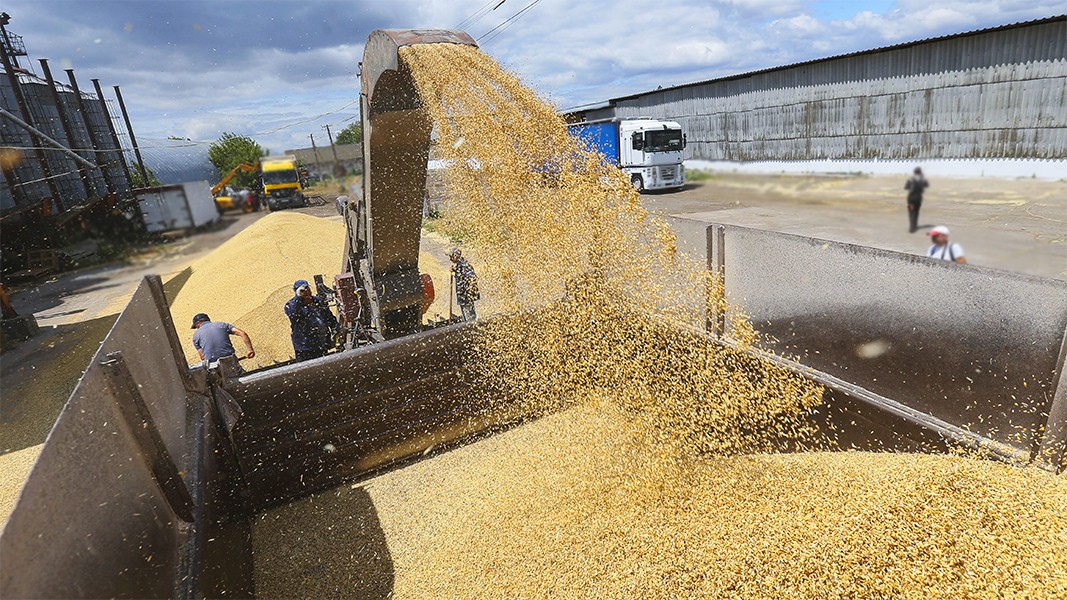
[[927, 242, 965, 262]]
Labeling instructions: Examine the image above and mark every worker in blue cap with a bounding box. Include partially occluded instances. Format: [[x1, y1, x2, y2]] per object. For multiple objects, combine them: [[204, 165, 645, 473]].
[[284, 279, 339, 361]]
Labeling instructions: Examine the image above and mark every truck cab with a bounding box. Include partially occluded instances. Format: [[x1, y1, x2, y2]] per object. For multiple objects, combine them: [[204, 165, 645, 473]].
[[260, 155, 306, 210], [618, 119, 686, 191], [568, 118, 686, 192]]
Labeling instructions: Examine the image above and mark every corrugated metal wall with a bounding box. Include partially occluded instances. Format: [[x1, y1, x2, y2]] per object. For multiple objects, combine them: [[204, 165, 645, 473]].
[[592, 18, 1067, 161]]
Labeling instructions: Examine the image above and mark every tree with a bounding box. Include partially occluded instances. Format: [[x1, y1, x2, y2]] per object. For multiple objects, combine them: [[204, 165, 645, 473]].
[[208, 132, 265, 189], [334, 122, 362, 146], [128, 165, 162, 188]]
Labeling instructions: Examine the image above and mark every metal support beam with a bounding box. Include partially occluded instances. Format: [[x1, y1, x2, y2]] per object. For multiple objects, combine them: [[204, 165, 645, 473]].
[[91, 78, 133, 190], [113, 85, 149, 185], [0, 32, 62, 207], [66, 69, 116, 196], [39, 59, 95, 199], [0, 108, 97, 170]]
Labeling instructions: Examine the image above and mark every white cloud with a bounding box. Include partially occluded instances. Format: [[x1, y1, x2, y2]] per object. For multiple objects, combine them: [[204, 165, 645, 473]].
[[5, 0, 1061, 153]]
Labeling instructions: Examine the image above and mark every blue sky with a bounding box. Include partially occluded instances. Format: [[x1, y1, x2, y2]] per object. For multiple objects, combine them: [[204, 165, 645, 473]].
[[4, 0, 1062, 154]]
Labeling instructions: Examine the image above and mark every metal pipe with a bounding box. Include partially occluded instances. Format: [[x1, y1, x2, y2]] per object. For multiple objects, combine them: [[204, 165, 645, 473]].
[[0, 109, 97, 170], [66, 69, 115, 196], [39, 59, 94, 199], [113, 85, 149, 186]]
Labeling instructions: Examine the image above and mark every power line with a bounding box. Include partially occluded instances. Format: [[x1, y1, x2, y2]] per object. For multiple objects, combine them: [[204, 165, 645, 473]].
[[478, 0, 542, 44], [456, 0, 507, 31], [0, 97, 363, 153]]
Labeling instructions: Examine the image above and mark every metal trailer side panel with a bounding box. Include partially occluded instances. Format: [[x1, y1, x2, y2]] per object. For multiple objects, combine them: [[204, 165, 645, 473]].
[[1, 277, 200, 598], [569, 121, 621, 165], [716, 224, 1067, 461], [181, 180, 220, 229]]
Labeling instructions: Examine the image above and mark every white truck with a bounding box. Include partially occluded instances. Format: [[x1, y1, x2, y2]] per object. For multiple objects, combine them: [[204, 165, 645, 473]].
[[568, 118, 686, 191]]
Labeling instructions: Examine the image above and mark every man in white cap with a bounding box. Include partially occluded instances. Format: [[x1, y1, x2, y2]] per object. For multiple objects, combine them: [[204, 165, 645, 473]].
[[926, 226, 966, 263]]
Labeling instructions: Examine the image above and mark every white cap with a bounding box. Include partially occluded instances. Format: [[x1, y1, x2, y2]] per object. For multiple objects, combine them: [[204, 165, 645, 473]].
[[928, 225, 950, 237]]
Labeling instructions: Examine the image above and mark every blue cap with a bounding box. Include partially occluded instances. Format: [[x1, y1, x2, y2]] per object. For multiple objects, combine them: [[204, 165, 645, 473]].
[[293, 279, 310, 291], [191, 313, 210, 329]]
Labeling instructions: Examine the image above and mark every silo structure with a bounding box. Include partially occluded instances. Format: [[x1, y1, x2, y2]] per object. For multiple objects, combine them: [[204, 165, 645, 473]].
[[0, 74, 49, 205], [21, 77, 84, 210]]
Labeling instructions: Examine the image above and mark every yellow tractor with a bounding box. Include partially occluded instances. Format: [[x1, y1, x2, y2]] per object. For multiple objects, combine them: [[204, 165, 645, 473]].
[[211, 162, 259, 213]]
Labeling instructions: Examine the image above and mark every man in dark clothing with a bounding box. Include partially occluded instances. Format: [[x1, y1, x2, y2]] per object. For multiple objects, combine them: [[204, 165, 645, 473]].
[[448, 248, 480, 322], [284, 279, 339, 361], [905, 166, 929, 233], [191, 313, 255, 368]]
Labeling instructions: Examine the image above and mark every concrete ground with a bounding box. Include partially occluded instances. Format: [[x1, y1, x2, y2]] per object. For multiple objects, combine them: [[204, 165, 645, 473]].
[[1, 172, 1064, 525], [647, 172, 1066, 280]]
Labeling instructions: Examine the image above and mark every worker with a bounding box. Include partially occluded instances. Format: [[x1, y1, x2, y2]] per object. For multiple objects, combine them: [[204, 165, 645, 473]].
[[285, 279, 339, 361], [191, 313, 255, 370], [926, 225, 966, 263], [904, 166, 929, 233], [335, 195, 350, 217], [448, 248, 480, 322]]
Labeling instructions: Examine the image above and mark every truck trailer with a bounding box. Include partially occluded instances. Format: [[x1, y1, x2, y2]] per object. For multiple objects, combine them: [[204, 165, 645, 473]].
[[568, 118, 686, 191]]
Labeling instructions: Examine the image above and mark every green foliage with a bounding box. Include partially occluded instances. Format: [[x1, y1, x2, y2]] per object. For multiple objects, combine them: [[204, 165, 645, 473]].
[[335, 122, 362, 146], [208, 132, 265, 189], [685, 169, 715, 182], [128, 165, 163, 188]]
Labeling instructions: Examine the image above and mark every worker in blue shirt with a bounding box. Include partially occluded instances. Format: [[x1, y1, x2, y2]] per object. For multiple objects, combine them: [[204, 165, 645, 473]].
[[191, 313, 255, 370], [284, 279, 339, 361]]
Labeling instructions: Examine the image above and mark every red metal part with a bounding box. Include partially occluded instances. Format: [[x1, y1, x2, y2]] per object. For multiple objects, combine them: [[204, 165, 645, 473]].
[[420, 273, 435, 315], [334, 273, 361, 326]]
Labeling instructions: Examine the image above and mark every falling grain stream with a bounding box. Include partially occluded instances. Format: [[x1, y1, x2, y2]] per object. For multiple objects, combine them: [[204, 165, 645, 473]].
[[245, 43, 1067, 598]]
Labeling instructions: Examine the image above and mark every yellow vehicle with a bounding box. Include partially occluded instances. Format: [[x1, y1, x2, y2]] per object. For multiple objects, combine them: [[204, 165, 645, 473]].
[[260, 155, 306, 211], [213, 186, 256, 213], [212, 162, 259, 213]]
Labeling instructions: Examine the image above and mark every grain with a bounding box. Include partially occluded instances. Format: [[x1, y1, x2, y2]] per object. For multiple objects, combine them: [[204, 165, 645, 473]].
[[252, 41, 1067, 599], [255, 401, 1067, 599]]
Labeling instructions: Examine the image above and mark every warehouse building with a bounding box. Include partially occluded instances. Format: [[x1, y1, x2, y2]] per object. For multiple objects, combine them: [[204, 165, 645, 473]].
[[570, 16, 1066, 167]]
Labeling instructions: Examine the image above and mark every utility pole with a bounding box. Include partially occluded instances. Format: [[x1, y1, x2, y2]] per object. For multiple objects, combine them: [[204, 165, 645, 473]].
[[323, 124, 341, 178], [309, 133, 324, 180]]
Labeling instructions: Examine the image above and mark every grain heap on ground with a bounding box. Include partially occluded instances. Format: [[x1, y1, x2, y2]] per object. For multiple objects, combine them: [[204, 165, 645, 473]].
[[168, 212, 345, 370], [252, 41, 1067, 599], [167, 212, 454, 370]]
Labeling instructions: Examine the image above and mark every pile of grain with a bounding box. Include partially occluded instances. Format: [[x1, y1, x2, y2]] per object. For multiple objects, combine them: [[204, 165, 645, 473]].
[[168, 212, 344, 369], [168, 211, 457, 370], [255, 401, 1067, 599]]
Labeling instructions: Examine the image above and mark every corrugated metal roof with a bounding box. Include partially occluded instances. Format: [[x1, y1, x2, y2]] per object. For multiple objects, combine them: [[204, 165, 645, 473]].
[[124, 138, 217, 185], [603, 15, 1066, 105]]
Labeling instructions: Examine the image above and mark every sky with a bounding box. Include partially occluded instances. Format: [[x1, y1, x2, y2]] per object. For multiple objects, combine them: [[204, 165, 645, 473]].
[[4, 0, 1063, 155]]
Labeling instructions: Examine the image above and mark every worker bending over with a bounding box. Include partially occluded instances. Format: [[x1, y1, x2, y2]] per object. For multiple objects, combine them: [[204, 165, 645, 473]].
[[285, 279, 339, 361], [191, 313, 255, 372]]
